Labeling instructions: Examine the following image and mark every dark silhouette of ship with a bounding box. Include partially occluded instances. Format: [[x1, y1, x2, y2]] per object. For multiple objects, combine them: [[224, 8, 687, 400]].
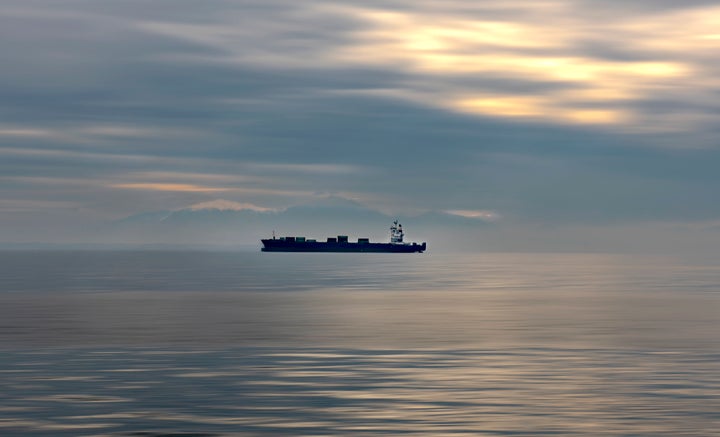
[[261, 220, 426, 253]]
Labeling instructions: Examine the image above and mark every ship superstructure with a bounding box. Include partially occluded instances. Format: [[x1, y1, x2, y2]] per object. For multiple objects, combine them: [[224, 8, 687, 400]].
[[261, 220, 426, 253], [390, 220, 404, 243]]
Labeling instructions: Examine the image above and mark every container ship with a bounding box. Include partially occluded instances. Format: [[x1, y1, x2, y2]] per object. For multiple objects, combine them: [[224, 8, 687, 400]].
[[261, 220, 426, 253]]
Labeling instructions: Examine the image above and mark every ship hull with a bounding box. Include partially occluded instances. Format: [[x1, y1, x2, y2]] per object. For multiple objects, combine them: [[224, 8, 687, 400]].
[[261, 240, 426, 253]]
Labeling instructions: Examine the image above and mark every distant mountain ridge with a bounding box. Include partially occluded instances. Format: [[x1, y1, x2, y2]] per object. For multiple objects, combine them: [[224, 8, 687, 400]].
[[110, 197, 492, 247]]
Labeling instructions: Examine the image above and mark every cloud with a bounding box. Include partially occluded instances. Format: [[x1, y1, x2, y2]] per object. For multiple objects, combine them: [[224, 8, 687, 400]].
[[3, 0, 719, 134], [110, 183, 228, 193], [188, 199, 278, 212], [250, 163, 364, 175], [444, 210, 501, 221], [0, 199, 80, 213], [325, 3, 708, 129], [99, 0, 716, 131], [0, 128, 56, 138], [1, 0, 720, 249]]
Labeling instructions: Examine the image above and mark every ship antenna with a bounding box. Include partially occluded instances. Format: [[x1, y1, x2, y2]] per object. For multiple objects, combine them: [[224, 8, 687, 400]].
[[272, 230, 276, 240]]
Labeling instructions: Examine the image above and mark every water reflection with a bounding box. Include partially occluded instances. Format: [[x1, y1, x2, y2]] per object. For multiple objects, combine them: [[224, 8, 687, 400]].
[[0, 251, 719, 435], [0, 348, 718, 435]]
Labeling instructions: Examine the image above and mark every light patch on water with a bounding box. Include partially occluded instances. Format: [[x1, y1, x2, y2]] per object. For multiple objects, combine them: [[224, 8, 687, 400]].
[[0, 252, 718, 435]]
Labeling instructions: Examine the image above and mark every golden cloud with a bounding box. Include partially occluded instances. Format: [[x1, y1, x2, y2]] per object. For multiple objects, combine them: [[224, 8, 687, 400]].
[[324, 4, 704, 128], [138, 2, 716, 131]]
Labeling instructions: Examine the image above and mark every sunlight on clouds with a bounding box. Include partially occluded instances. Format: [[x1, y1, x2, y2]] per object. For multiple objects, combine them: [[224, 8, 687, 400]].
[[111, 182, 316, 198], [560, 109, 625, 124], [444, 210, 500, 220], [188, 199, 277, 212], [456, 96, 544, 117], [124, 171, 255, 184], [111, 183, 227, 193], [619, 6, 720, 52], [387, 52, 688, 84], [329, 5, 696, 128], [0, 124, 197, 149], [134, 2, 715, 131], [559, 87, 637, 101], [455, 95, 628, 124], [357, 10, 566, 51]]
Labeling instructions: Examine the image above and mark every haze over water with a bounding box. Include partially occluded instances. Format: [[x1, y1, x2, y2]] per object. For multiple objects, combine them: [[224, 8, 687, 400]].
[[1, 251, 719, 435]]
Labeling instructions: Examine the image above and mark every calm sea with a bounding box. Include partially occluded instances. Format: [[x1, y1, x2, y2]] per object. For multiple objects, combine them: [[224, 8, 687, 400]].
[[0, 251, 718, 435]]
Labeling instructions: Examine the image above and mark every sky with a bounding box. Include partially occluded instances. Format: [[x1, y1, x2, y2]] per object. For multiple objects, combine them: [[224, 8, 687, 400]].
[[2, 0, 720, 252]]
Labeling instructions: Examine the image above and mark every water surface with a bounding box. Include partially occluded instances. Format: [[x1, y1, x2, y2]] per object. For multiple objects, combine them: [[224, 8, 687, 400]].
[[0, 251, 718, 435]]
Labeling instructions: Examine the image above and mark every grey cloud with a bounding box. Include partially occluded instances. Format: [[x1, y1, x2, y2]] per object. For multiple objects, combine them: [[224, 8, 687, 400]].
[[2, 0, 720, 250], [576, 0, 720, 13]]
